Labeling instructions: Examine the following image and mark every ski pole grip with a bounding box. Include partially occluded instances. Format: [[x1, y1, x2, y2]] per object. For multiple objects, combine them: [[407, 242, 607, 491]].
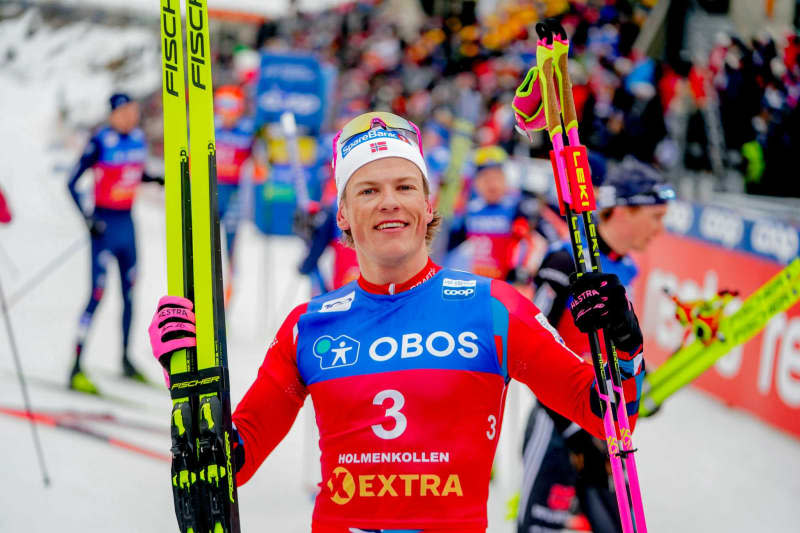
[[554, 37, 578, 132], [541, 57, 561, 141]]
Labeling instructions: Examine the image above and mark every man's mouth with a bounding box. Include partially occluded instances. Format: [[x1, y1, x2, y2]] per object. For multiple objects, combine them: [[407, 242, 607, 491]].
[[375, 221, 409, 231]]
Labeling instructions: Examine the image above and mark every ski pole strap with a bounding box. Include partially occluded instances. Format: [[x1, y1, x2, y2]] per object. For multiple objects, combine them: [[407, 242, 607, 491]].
[[169, 367, 226, 400], [512, 66, 547, 133]]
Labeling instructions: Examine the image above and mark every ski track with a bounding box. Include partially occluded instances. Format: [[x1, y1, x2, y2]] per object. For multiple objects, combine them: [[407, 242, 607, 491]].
[[0, 11, 799, 533]]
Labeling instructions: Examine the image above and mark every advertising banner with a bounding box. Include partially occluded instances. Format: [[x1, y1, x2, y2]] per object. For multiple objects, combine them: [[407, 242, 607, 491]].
[[253, 52, 336, 235], [632, 201, 800, 438], [255, 52, 328, 132], [254, 136, 323, 235]]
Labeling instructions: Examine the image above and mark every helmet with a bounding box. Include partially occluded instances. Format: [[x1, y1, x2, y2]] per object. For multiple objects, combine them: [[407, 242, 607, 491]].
[[473, 145, 508, 174]]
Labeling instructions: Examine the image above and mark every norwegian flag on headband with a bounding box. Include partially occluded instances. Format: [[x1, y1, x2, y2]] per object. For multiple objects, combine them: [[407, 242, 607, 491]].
[[369, 141, 388, 153]]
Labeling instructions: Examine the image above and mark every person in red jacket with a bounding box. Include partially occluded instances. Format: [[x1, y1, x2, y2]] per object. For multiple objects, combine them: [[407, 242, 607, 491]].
[[150, 111, 646, 532]]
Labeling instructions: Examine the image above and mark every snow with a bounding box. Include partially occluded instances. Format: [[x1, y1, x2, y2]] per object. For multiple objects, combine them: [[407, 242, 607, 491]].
[[1, 10, 799, 533]]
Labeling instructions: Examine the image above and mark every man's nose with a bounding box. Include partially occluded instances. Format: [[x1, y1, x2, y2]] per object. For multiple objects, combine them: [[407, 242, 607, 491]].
[[378, 188, 401, 210]]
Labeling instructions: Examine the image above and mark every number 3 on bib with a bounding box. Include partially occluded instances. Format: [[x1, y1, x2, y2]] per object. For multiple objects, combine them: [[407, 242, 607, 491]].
[[371, 389, 407, 440]]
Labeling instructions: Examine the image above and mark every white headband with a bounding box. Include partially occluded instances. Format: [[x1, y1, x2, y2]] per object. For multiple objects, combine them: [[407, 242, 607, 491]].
[[334, 128, 429, 204]]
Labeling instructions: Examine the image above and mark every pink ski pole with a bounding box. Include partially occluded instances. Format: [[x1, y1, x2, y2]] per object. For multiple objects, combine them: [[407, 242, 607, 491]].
[[528, 23, 639, 533], [547, 19, 648, 531]]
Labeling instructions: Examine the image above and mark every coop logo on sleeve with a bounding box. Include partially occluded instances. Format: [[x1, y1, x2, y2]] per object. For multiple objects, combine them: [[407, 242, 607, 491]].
[[313, 335, 360, 369], [442, 278, 476, 300]]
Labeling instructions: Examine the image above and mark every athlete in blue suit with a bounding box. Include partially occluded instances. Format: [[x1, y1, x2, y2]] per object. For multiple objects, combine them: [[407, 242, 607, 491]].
[[67, 93, 161, 393], [517, 157, 675, 533]]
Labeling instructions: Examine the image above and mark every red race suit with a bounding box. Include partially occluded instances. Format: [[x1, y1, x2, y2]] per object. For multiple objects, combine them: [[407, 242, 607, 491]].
[[232, 260, 643, 531]]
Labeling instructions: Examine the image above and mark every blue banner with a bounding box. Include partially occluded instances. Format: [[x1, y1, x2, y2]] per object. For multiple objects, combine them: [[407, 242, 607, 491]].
[[253, 151, 325, 236], [664, 200, 800, 265], [255, 52, 328, 132], [254, 164, 316, 235]]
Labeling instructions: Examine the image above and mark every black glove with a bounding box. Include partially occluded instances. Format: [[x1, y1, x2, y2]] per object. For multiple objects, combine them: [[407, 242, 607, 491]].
[[293, 203, 326, 243], [85, 216, 106, 238], [293, 208, 314, 242], [568, 271, 643, 354]]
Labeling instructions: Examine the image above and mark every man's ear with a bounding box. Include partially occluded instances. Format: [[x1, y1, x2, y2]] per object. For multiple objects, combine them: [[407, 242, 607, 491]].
[[425, 199, 434, 224], [336, 203, 350, 231]]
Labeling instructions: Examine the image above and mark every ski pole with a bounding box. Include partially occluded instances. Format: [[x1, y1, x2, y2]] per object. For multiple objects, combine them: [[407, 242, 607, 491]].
[[281, 111, 311, 212], [0, 239, 20, 277], [0, 273, 51, 487], [281, 111, 333, 300], [545, 19, 648, 531], [0, 405, 169, 462], [6, 236, 88, 310], [532, 24, 635, 533], [0, 405, 168, 436]]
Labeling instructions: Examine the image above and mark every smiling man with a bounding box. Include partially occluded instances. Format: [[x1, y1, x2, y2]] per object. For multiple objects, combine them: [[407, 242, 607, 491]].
[[150, 112, 647, 532], [336, 156, 435, 284]]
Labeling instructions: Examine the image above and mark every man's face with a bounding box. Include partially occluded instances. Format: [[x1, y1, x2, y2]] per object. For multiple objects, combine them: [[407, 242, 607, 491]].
[[474, 166, 506, 205], [337, 157, 432, 267], [621, 203, 669, 251], [109, 102, 140, 134]]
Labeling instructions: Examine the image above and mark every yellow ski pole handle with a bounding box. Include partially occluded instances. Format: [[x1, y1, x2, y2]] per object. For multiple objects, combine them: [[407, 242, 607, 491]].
[[551, 35, 579, 135], [537, 42, 562, 142]]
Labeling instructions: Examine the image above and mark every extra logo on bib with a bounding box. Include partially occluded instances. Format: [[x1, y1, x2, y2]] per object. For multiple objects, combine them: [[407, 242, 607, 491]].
[[442, 278, 476, 300], [313, 335, 360, 369]]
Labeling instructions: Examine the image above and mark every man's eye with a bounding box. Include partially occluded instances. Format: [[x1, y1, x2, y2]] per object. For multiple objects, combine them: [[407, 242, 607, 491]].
[[359, 188, 376, 195], [399, 184, 415, 191]]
